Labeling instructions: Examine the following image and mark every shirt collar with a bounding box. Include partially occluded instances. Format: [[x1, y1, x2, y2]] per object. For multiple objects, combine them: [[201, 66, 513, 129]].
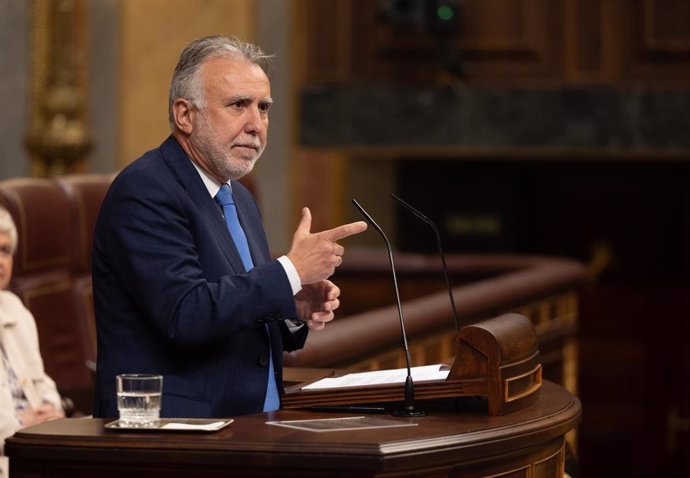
[[189, 160, 230, 197]]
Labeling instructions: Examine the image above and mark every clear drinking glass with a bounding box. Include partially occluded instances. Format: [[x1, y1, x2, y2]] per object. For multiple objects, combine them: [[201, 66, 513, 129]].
[[116, 374, 163, 427]]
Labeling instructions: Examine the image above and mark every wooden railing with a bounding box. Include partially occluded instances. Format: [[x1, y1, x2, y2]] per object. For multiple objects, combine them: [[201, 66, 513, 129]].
[[285, 252, 585, 398]]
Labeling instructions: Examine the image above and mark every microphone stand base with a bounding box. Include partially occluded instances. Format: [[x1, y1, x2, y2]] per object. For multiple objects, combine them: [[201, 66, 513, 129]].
[[391, 409, 427, 418]]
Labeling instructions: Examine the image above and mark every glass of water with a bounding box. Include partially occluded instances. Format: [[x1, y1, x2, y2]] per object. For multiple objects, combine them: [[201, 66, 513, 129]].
[[116, 374, 163, 427]]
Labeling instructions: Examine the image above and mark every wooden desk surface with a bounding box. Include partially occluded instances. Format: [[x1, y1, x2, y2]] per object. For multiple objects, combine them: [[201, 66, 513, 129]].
[[6, 381, 580, 478]]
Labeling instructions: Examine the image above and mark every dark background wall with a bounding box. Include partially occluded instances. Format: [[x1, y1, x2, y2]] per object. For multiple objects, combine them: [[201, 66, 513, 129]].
[[293, 1, 690, 477]]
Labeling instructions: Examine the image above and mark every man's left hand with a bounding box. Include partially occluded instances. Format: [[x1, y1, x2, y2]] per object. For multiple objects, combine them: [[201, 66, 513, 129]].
[[295, 280, 340, 330]]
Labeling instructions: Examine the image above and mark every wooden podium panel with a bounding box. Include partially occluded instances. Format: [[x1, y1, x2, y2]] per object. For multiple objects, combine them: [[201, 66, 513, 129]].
[[283, 314, 543, 416], [6, 381, 580, 478]]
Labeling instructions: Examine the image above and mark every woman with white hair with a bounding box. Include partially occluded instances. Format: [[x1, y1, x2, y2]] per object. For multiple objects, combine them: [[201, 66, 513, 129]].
[[0, 207, 64, 474]]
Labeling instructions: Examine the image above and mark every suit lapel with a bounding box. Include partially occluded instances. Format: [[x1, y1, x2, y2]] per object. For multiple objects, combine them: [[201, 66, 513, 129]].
[[159, 136, 248, 273]]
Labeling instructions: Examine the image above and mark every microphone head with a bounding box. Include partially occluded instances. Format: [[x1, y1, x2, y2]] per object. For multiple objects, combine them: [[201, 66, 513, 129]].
[[352, 199, 386, 239], [391, 193, 435, 228], [351, 199, 374, 225]]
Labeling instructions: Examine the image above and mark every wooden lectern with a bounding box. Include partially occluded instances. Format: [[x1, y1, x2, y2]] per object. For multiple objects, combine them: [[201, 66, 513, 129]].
[[6, 381, 581, 478], [283, 313, 542, 416], [6, 314, 579, 478]]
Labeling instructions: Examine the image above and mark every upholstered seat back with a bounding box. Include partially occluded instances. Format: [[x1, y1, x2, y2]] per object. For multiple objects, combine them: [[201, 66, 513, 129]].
[[56, 174, 115, 371], [0, 175, 114, 412], [0, 178, 91, 395]]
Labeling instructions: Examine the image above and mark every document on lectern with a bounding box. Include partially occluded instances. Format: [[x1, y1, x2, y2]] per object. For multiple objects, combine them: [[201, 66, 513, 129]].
[[267, 416, 418, 433], [302, 364, 450, 391]]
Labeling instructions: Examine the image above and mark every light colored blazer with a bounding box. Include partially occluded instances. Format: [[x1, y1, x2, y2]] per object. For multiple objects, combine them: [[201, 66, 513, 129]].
[[0, 290, 61, 456]]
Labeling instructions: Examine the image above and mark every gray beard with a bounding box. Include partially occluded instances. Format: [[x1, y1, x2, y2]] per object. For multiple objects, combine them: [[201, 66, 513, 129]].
[[189, 131, 262, 181], [208, 150, 258, 180]]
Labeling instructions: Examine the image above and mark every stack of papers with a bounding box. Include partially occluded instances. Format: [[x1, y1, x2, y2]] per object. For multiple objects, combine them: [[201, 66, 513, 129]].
[[303, 364, 449, 391]]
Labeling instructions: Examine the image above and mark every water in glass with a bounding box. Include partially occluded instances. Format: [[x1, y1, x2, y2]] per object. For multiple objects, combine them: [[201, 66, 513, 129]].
[[117, 391, 162, 427], [116, 374, 162, 427]]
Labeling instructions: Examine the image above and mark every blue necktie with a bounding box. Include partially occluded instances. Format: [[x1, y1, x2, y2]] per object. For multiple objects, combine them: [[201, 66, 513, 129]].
[[215, 184, 280, 412]]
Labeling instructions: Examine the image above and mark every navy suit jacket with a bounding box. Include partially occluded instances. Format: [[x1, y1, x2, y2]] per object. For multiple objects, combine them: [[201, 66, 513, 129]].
[[92, 135, 307, 418]]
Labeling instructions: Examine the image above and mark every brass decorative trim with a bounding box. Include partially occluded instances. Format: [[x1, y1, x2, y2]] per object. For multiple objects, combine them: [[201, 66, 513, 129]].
[[26, 0, 91, 177]]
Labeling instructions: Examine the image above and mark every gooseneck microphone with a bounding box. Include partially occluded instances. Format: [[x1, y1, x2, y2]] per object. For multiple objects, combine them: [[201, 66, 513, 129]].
[[391, 193, 461, 332], [352, 199, 426, 417]]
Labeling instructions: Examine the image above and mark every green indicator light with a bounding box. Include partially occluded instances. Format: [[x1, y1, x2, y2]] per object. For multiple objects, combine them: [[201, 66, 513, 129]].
[[437, 5, 454, 21]]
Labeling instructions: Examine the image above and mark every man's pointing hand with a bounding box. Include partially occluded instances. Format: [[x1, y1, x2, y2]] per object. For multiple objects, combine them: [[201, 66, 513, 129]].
[[287, 207, 367, 285]]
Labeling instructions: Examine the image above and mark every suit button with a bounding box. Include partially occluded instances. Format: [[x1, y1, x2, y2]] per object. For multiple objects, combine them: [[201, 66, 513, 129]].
[[258, 354, 269, 366]]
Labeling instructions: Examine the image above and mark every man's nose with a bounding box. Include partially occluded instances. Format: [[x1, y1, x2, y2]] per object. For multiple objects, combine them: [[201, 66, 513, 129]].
[[243, 108, 266, 135]]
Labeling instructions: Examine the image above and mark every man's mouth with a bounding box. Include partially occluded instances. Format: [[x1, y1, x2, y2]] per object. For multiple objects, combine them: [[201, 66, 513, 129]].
[[234, 144, 258, 151]]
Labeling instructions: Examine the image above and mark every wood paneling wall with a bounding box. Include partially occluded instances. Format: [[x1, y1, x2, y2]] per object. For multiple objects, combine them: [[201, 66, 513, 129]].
[[291, 2, 690, 477], [296, 0, 690, 85]]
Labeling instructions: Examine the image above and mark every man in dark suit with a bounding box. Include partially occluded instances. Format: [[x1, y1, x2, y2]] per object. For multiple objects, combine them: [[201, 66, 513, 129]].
[[92, 36, 367, 419]]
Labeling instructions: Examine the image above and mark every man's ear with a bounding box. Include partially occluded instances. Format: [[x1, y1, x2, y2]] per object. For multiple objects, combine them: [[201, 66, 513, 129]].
[[172, 98, 195, 134]]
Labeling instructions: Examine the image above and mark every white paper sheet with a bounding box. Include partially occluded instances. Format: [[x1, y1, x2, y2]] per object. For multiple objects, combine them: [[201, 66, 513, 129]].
[[302, 364, 449, 391], [160, 421, 228, 431], [266, 416, 418, 432]]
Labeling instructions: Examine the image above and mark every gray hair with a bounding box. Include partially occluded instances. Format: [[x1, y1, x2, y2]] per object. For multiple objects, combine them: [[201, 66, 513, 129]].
[[0, 207, 17, 255], [168, 35, 273, 129]]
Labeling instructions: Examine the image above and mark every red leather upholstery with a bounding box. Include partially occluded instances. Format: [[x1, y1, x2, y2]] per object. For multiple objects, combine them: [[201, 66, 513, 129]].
[[0, 175, 113, 413], [55, 174, 115, 372]]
